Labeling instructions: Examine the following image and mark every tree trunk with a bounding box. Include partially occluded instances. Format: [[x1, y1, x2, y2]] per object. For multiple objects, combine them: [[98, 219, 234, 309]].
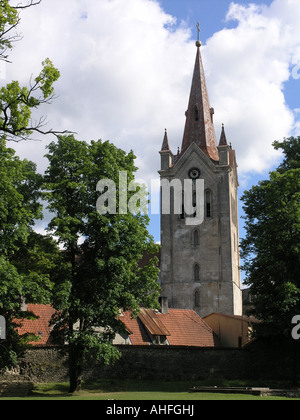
[[68, 247, 83, 394], [292, 338, 299, 388], [68, 343, 83, 394]]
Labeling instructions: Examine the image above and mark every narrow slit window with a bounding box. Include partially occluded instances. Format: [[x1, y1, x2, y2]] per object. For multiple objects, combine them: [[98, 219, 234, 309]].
[[193, 191, 197, 207], [192, 191, 197, 218], [180, 192, 185, 219], [194, 264, 200, 282], [195, 291, 200, 308], [193, 230, 199, 246], [206, 190, 212, 218], [195, 104, 199, 121]]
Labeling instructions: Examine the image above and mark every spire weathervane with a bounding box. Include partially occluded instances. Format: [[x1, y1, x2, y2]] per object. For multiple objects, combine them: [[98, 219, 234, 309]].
[[196, 22, 202, 47]]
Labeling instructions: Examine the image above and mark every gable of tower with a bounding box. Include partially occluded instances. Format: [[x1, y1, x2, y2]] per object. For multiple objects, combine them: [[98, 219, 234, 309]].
[[171, 143, 218, 183]]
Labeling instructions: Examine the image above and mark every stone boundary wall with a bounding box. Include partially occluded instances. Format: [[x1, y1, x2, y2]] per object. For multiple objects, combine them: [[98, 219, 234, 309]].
[[0, 339, 296, 384]]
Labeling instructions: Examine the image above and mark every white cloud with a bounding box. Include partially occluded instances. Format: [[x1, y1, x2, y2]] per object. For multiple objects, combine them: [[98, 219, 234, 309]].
[[8, 0, 193, 181], [5, 0, 300, 183], [202, 0, 300, 174]]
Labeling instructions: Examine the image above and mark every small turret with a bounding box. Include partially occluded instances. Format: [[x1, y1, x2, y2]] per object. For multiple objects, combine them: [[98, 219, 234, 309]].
[[218, 124, 231, 166], [159, 129, 173, 170], [219, 123, 228, 146]]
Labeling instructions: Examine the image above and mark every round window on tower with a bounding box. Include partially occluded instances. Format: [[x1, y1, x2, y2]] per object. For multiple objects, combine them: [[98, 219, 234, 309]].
[[188, 168, 201, 180]]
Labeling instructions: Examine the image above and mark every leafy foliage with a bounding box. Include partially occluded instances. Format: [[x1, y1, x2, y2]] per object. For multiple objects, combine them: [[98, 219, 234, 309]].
[[241, 136, 300, 338], [0, 1, 71, 141], [0, 1, 41, 62], [0, 138, 60, 369], [44, 135, 161, 392], [0, 0, 18, 60], [0, 58, 64, 141]]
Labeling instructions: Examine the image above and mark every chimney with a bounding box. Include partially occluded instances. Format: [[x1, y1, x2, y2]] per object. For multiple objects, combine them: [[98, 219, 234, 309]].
[[159, 297, 169, 314]]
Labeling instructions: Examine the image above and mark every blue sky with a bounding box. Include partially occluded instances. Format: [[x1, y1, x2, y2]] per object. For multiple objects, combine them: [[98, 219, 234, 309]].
[[7, 0, 300, 284], [159, 0, 278, 46], [160, 0, 272, 32]]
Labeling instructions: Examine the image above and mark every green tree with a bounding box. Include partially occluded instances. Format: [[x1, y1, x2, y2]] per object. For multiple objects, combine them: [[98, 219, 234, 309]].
[[0, 1, 69, 369], [0, 58, 63, 141], [273, 136, 300, 173], [0, 1, 41, 62], [241, 136, 300, 338], [44, 135, 160, 393], [0, 138, 59, 368], [0, 1, 70, 141]]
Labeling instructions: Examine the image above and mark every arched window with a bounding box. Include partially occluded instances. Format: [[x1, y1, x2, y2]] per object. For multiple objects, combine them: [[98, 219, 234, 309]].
[[195, 290, 200, 308], [193, 230, 199, 246], [205, 190, 212, 218], [194, 264, 200, 282]]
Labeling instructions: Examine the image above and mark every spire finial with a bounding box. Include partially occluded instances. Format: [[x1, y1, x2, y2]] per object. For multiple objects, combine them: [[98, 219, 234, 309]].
[[196, 22, 202, 47]]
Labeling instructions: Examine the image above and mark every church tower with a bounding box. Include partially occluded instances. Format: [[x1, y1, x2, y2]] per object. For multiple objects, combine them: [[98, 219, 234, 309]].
[[159, 36, 242, 317]]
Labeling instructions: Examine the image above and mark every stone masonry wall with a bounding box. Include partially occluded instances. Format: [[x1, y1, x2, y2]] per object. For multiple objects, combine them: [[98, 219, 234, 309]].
[[0, 339, 297, 384]]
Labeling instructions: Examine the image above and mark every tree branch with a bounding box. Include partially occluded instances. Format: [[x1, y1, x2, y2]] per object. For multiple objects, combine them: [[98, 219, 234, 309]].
[[13, 1, 42, 10], [0, 1, 41, 61], [1, 124, 75, 142]]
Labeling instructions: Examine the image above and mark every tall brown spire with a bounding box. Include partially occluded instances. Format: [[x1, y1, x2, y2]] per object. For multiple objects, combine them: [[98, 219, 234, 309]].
[[181, 42, 219, 161]]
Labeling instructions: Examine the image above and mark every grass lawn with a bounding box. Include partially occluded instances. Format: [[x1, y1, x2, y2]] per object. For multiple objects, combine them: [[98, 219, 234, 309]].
[[1, 379, 299, 400]]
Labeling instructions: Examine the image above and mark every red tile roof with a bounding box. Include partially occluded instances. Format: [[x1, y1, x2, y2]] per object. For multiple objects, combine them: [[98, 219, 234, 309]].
[[121, 309, 218, 347], [159, 309, 218, 347], [120, 311, 151, 345], [15, 304, 56, 347], [14, 305, 219, 348]]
